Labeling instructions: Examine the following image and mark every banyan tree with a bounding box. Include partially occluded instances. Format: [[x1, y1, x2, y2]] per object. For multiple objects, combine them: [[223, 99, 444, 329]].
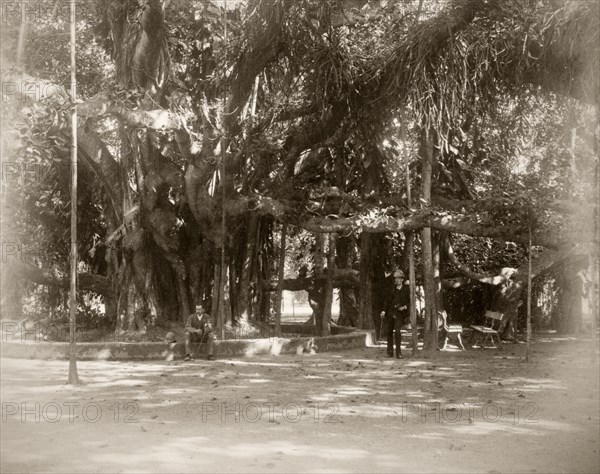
[[1, 0, 598, 347]]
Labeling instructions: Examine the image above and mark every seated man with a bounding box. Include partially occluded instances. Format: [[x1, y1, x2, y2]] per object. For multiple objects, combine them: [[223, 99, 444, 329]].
[[184, 304, 215, 361]]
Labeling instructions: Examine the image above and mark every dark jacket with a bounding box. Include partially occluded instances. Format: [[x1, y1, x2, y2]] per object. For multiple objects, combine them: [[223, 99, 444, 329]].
[[383, 283, 410, 322], [185, 312, 211, 332]]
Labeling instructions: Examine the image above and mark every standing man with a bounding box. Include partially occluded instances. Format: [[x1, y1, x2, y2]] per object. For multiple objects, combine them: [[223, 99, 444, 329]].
[[381, 269, 410, 358], [184, 304, 215, 361]]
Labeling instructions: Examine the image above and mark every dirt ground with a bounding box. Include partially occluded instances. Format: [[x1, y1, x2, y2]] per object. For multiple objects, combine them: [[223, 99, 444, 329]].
[[1, 335, 599, 473]]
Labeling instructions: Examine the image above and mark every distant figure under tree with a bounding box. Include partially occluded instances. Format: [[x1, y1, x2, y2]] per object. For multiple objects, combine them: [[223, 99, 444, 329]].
[[381, 269, 410, 358], [184, 304, 215, 361]]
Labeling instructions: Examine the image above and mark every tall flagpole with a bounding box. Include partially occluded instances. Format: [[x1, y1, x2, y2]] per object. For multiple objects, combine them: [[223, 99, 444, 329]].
[[218, 0, 228, 340], [68, 0, 81, 384]]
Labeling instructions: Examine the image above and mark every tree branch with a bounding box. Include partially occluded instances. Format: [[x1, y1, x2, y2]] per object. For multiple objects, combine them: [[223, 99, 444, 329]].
[[8, 262, 112, 296], [441, 232, 515, 285]]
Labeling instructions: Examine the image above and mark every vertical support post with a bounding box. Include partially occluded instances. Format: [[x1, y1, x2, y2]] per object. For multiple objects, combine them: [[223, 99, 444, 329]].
[[218, 163, 226, 340], [420, 129, 437, 352], [407, 233, 418, 355], [405, 158, 418, 355], [67, 0, 80, 385], [217, 0, 228, 341]]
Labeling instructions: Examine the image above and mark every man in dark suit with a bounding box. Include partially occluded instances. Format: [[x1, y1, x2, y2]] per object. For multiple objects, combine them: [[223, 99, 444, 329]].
[[184, 304, 215, 361], [381, 269, 410, 358]]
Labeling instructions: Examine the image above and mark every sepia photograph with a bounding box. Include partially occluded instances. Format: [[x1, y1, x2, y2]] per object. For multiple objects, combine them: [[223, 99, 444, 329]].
[[1, 0, 598, 472]]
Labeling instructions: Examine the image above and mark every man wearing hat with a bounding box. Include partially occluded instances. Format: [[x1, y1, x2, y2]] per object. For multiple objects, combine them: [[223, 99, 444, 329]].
[[380, 269, 410, 358], [184, 304, 215, 361]]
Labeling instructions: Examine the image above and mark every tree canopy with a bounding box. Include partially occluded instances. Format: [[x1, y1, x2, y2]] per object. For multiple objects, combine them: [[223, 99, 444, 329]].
[[1, 0, 597, 342]]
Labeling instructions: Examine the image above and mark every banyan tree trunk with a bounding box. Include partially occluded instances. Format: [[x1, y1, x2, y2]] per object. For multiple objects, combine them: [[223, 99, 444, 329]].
[[433, 232, 444, 316], [255, 218, 273, 323], [336, 236, 358, 327], [273, 222, 287, 337], [310, 232, 326, 329], [212, 247, 231, 334], [237, 213, 259, 323], [422, 227, 437, 350], [371, 234, 389, 330], [0, 273, 24, 321], [358, 232, 374, 330], [555, 267, 584, 334], [420, 129, 438, 351], [320, 233, 336, 337], [187, 240, 215, 312]]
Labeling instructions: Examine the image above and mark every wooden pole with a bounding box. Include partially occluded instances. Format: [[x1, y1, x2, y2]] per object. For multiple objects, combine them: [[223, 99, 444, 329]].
[[274, 222, 287, 337], [218, 151, 226, 340], [217, 0, 228, 340], [406, 161, 418, 356], [408, 0, 425, 357], [525, 221, 533, 363], [67, 0, 80, 385]]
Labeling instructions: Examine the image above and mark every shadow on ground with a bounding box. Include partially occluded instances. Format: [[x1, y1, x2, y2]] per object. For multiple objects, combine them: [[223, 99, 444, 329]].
[[1, 335, 598, 473]]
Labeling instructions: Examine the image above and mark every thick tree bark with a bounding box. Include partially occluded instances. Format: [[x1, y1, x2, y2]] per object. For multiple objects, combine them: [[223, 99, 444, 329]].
[[237, 213, 259, 322], [358, 232, 374, 330], [420, 130, 438, 351], [211, 254, 221, 328], [273, 222, 287, 337], [302, 211, 563, 248], [555, 266, 584, 334], [255, 219, 273, 323], [7, 262, 111, 296], [433, 232, 443, 322], [0, 267, 25, 320], [131, 0, 168, 93], [422, 227, 437, 350], [103, 0, 169, 93], [309, 233, 326, 328], [336, 236, 358, 327], [224, 1, 286, 138], [77, 126, 122, 220], [320, 234, 336, 337], [193, 193, 580, 250]]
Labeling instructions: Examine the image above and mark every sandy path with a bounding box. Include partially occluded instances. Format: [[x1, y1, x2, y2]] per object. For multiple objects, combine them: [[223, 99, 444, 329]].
[[1, 335, 598, 473]]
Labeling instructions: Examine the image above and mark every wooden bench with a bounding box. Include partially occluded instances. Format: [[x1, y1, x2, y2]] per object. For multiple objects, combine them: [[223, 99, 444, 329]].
[[471, 311, 504, 349], [438, 311, 466, 351]]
